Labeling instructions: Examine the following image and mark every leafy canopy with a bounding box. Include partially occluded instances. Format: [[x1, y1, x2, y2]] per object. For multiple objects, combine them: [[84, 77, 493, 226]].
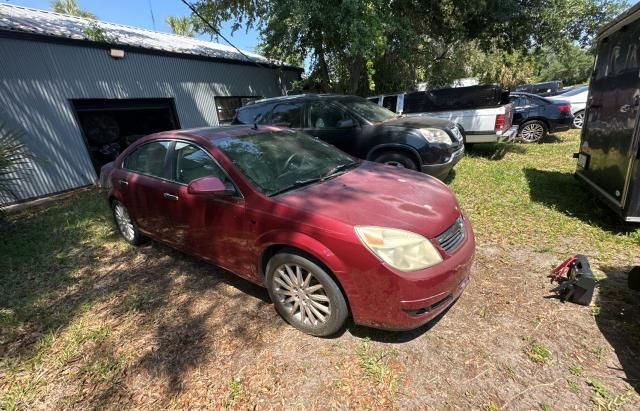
[[51, 0, 95, 19], [191, 0, 628, 93]]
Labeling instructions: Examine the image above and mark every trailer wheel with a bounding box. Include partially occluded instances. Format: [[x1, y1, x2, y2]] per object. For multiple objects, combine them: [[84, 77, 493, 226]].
[[518, 120, 547, 143]]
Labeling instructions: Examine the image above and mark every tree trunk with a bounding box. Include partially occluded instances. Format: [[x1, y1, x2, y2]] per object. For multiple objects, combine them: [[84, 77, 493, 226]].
[[348, 55, 364, 95], [315, 43, 331, 93]]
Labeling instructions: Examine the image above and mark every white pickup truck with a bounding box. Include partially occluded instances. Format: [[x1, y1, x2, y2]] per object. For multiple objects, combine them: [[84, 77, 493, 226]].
[[368, 85, 518, 144]]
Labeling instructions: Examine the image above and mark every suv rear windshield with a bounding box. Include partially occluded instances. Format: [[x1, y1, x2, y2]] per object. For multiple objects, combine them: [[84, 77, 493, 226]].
[[338, 97, 397, 123]]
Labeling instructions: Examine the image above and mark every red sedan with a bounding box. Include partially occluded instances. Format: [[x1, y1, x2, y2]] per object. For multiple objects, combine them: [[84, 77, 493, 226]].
[[100, 126, 475, 336]]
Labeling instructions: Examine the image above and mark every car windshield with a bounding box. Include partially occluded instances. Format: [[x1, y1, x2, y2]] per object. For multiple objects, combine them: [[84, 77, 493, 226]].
[[338, 97, 398, 123], [214, 131, 360, 196]]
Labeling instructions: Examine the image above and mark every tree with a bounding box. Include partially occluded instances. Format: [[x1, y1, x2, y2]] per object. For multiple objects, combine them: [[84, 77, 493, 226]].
[[535, 43, 595, 85], [51, 0, 96, 19], [191, 0, 628, 94], [166, 16, 195, 37]]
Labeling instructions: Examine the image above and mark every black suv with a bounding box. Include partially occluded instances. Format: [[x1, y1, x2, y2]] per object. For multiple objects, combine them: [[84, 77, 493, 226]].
[[232, 94, 465, 179]]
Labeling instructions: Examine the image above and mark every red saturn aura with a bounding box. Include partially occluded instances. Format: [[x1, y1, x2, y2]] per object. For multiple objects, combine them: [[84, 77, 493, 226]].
[[100, 126, 475, 336]]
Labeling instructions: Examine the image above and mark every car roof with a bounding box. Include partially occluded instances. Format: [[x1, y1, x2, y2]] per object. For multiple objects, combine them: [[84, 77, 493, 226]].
[[148, 125, 286, 144], [244, 93, 362, 107]]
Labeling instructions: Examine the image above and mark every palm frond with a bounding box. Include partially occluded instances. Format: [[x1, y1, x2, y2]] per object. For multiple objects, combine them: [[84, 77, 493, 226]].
[[0, 120, 33, 208]]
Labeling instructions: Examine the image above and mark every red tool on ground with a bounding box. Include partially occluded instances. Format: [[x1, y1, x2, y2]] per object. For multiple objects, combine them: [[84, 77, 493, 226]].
[[549, 255, 596, 306]]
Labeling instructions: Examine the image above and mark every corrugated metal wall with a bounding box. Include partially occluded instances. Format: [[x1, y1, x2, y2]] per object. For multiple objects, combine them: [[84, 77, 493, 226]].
[[0, 36, 300, 203]]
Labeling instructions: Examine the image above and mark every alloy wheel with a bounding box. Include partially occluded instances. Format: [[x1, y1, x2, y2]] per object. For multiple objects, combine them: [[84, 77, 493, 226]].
[[519, 123, 545, 143], [272, 263, 331, 326], [573, 112, 584, 129], [114, 202, 135, 241]]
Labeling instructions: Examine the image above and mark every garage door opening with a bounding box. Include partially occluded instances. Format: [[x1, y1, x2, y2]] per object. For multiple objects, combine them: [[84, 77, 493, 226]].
[[72, 98, 180, 172]]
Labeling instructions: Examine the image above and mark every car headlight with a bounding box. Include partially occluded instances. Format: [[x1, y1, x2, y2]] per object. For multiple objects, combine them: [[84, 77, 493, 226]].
[[420, 128, 453, 144], [354, 226, 443, 271]]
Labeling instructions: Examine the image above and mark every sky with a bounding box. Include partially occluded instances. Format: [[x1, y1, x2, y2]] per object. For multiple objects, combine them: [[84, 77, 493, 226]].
[[3, 0, 261, 52]]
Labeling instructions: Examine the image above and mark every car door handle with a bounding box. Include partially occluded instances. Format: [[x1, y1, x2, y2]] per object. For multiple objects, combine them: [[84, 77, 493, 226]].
[[163, 193, 179, 201], [119, 179, 128, 187]]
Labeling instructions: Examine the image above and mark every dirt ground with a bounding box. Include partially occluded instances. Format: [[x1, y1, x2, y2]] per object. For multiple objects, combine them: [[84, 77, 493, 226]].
[[1, 131, 640, 410]]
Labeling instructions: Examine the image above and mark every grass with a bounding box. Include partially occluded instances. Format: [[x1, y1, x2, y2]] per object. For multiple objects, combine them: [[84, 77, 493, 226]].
[[0, 130, 638, 409], [449, 132, 640, 258], [356, 338, 397, 386], [523, 336, 552, 364], [569, 366, 584, 377]]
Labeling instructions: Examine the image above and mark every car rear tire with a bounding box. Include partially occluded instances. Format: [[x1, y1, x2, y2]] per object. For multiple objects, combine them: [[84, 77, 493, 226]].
[[518, 120, 547, 143], [372, 151, 418, 170], [112, 200, 144, 245], [266, 251, 348, 336], [573, 110, 585, 129]]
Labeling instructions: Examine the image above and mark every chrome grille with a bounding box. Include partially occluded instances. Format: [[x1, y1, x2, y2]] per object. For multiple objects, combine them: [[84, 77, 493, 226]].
[[436, 217, 465, 254]]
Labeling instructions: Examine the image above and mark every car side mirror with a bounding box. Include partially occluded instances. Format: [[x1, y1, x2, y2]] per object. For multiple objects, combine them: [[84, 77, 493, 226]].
[[337, 118, 356, 128], [188, 176, 235, 196]]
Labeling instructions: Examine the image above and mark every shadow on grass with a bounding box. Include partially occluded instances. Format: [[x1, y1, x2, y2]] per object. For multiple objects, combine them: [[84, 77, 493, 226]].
[[524, 168, 637, 234], [466, 143, 526, 161], [443, 169, 457, 185], [539, 133, 563, 144], [0, 190, 277, 407], [595, 265, 640, 394]]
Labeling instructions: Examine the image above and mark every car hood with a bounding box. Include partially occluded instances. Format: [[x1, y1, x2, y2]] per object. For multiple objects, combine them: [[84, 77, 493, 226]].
[[380, 116, 454, 129], [273, 162, 461, 238]]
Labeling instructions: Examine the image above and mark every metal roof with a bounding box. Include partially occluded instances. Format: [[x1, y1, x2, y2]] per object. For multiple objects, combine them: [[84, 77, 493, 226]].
[[0, 3, 300, 69]]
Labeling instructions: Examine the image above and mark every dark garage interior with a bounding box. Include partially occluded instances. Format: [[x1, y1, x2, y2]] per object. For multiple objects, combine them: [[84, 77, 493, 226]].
[[72, 98, 180, 172]]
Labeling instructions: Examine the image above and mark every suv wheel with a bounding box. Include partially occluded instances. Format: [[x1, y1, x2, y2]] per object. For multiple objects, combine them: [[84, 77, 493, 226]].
[[266, 251, 348, 336], [373, 151, 418, 170]]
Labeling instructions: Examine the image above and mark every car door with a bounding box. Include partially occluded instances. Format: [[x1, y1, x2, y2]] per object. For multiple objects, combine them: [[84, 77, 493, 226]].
[[120, 140, 173, 239], [162, 141, 251, 274], [303, 101, 361, 154]]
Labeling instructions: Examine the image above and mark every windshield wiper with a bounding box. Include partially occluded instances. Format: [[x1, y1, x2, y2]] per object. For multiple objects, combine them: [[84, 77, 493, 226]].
[[322, 161, 361, 179], [268, 177, 324, 196], [269, 162, 361, 197]]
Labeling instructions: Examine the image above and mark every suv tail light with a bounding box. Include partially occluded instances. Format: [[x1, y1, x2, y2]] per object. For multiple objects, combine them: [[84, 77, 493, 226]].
[[558, 104, 571, 113]]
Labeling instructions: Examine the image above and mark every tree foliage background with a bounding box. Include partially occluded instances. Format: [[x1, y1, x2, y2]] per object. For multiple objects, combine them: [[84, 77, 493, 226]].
[[191, 0, 628, 94]]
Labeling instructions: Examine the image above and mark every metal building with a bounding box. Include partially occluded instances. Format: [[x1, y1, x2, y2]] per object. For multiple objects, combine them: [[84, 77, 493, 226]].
[[0, 4, 302, 204]]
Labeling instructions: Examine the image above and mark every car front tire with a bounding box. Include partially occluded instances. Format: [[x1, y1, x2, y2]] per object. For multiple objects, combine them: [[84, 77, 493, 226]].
[[111, 200, 144, 245], [266, 251, 349, 336], [373, 151, 418, 170]]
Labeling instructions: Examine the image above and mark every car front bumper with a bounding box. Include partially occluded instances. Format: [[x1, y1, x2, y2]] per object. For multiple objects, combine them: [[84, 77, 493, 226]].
[[348, 216, 476, 331], [421, 145, 465, 179]]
